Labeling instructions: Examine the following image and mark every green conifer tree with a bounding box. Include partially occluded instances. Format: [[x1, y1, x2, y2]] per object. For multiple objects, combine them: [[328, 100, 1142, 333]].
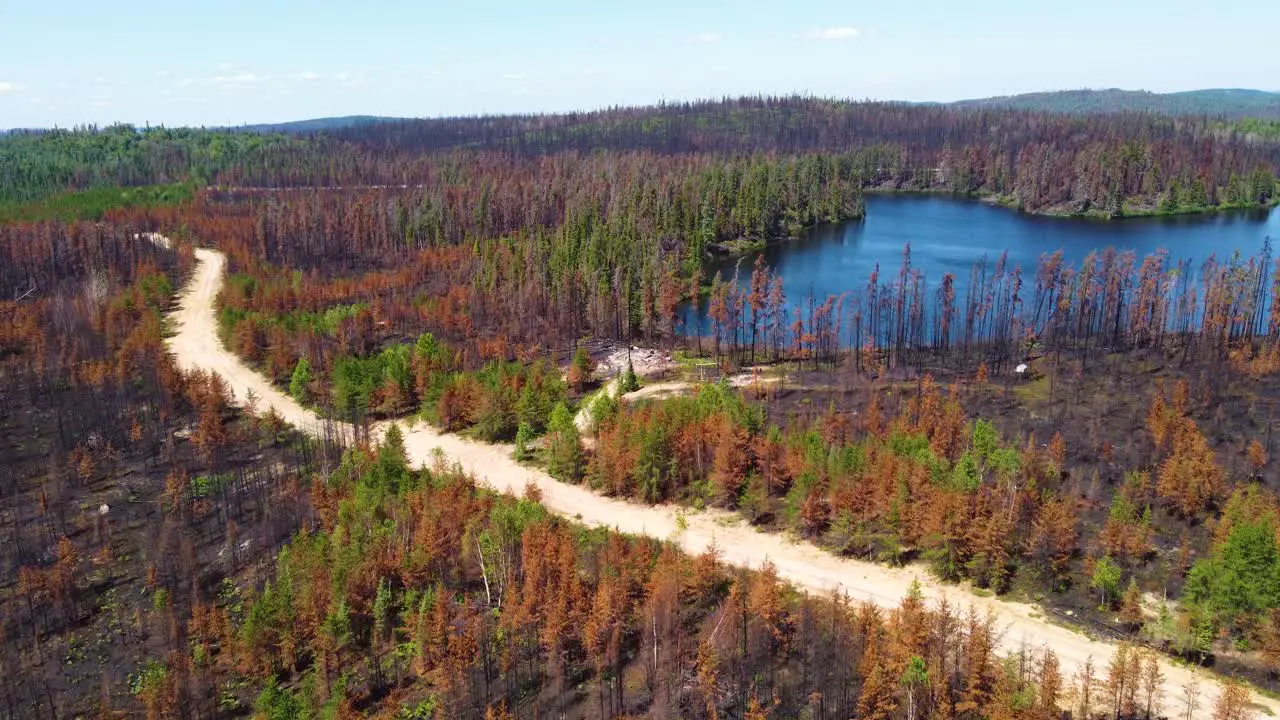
[[546, 402, 583, 482], [289, 356, 311, 404]]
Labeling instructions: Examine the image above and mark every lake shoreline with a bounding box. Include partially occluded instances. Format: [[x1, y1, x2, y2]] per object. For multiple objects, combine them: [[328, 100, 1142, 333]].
[[708, 188, 1277, 261], [683, 192, 1279, 331], [862, 185, 1279, 222], [707, 212, 867, 259]]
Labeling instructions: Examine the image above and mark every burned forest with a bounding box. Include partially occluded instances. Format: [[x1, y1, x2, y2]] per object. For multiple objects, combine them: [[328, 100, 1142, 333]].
[[3, 93, 1280, 720]]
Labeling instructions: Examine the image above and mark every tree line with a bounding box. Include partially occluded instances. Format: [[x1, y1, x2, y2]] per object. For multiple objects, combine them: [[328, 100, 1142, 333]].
[[4, 97, 1277, 216]]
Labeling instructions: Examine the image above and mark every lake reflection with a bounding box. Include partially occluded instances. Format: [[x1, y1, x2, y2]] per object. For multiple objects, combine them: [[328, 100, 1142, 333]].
[[682, 195, 1280, 334]]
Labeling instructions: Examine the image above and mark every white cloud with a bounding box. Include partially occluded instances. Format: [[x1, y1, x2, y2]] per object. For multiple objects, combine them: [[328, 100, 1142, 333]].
[[153, 70, 171, 79], [212, 73, 262, 88], [0, 81, 19, 94], [502, 73, 526, 80], [298, 71, 321, 81], [710, 65, 730, 73], [690, 32, 721, 44], [802, 26, 860, 41], [335, 71, 354, 82]]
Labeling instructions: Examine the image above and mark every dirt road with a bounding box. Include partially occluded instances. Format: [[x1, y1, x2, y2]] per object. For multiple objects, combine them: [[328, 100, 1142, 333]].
[[160, 238, 1268, 718]]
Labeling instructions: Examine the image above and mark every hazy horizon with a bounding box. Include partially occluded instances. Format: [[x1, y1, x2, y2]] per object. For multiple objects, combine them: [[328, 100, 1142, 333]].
[[4, 87, 1280, 132], [3, 0, 1278, 128]]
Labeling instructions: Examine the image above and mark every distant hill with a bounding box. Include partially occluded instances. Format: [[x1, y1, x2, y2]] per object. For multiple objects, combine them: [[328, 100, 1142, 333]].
[[234, 115, 408, 133], [951, 88, 1280, 119], [236, 89, 1280, 138]]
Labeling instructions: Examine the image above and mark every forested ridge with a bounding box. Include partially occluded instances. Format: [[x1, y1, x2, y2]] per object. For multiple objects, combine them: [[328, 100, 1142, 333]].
[[4, 97, 1278, 216], [951, 89, 1280, 120], [319, 97, 1280, 216]]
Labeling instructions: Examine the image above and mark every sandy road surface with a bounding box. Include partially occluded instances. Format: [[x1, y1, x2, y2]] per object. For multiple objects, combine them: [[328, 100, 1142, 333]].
[[575, 357, 782, 435], [574, 345, 675, 437], [158, 237, 1269, 718]]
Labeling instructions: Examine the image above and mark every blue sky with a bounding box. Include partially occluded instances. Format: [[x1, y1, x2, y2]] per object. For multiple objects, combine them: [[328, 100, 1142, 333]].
[[1, 0, 1277, 128]]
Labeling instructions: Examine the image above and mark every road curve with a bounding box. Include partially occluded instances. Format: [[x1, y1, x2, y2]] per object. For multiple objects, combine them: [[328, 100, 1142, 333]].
[[160, 238, 1268, 719]]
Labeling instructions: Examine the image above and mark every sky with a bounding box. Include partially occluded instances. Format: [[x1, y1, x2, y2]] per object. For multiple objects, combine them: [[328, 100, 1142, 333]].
[[1, 0, 1278, 129]]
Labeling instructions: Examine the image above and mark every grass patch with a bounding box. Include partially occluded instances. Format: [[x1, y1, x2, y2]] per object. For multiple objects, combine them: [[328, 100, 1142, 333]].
[[672, 350, 717, 369], [1012, 375, 1051, 405]]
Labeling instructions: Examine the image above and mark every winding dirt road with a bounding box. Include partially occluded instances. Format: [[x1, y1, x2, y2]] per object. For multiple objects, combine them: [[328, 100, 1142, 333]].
[[161, 238, 1269, 718]]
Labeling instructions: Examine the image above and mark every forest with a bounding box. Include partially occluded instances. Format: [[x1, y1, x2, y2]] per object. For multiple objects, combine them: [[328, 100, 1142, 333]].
[[4, 95, 1280, 719], [4, 97, 1278, 216], [951, 89, 1280, 120]]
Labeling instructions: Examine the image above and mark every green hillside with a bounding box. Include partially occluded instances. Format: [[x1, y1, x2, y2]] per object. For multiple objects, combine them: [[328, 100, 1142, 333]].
[[952, 88, 1280, 118]]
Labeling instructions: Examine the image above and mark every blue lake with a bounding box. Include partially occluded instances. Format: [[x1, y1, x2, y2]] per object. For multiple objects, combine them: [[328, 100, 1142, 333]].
[[682, 195, 1280, 334]]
